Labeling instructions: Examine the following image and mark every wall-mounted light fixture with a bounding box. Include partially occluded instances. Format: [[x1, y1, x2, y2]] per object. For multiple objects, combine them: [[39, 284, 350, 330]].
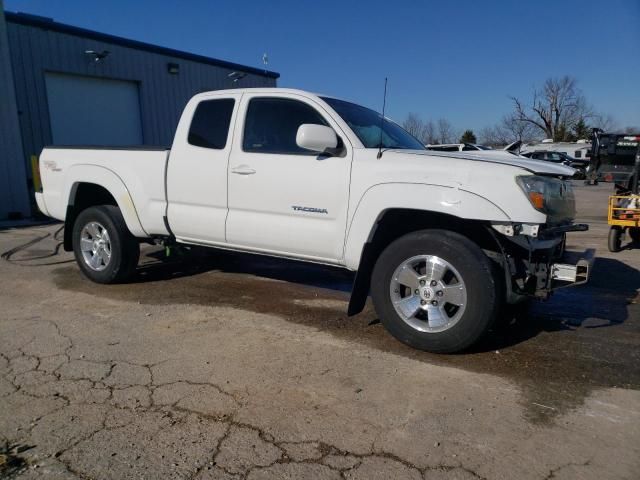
[[228, 71, 247, 83], [84, 50, 110, 63], [167, 62, 179, 74]]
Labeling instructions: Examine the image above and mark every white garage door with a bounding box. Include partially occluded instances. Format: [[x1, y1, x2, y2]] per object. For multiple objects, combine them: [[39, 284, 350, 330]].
[[45, 73, 143, 146]]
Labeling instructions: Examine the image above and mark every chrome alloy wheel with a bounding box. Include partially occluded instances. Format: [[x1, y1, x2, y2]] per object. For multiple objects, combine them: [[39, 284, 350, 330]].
[[80, 221, 112, 271], [389, 255, 467, 333]]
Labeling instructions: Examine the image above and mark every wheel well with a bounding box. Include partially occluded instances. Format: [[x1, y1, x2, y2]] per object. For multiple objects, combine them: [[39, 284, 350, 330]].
[[347, 208, 501, 316], [368, 209, 498, 255], [63, 183, 118, 251]]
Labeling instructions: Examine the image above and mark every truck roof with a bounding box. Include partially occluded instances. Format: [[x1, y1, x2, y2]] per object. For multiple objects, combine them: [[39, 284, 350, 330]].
[[192, 88, 360, 105], [195, 87, 323, 98]]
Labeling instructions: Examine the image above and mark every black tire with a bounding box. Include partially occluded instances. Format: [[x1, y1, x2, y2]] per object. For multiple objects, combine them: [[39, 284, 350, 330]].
[[72, 205, 140, 283], [371, 230, 500, 353], [608, 226, 623, 253], [629, 227, 640, 243]]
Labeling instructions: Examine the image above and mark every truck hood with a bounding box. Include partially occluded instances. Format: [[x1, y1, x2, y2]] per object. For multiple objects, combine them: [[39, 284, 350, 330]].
[[394, 149, 575, 177]]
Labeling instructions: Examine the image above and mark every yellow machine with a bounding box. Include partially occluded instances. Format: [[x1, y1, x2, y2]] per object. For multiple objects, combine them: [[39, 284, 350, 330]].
[[608, 195, 640, 252]]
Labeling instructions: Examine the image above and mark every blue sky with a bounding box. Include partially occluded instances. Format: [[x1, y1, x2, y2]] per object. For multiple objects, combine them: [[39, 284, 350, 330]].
[[5, 0, 640, 132]]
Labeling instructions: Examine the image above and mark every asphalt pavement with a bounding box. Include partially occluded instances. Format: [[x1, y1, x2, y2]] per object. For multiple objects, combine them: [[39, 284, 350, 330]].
[[1, 181, 638, 479]]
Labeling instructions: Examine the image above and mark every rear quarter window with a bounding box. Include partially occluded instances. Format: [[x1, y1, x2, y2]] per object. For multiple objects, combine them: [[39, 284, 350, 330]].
[[188, 99, 235, 149]]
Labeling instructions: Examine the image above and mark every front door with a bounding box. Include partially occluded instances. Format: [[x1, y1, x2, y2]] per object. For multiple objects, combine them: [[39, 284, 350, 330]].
[[226, 94, 352, 263]]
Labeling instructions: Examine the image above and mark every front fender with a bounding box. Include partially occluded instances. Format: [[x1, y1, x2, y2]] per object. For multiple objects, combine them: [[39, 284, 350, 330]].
[[64, 164, 147, 237], [343, 182, 511, 270]]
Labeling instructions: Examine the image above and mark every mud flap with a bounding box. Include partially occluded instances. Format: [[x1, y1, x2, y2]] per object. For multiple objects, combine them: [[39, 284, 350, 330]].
[[347, 243, 376, 316]]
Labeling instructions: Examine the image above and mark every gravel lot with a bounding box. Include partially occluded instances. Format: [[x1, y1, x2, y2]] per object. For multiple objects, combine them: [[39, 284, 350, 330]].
[[1, 181, 638, 479]]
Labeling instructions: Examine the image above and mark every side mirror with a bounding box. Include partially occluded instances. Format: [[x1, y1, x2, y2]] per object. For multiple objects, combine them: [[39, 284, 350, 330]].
[[296, 124, 338, 153]]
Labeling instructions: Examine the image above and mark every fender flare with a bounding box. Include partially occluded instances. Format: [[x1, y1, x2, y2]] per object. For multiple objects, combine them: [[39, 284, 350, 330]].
[[63, 164, 147, 238], [343, 183, 510, 270], [344, 183, 510, 316]]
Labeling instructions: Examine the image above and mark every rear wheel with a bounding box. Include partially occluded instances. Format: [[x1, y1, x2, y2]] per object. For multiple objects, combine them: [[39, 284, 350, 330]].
[[608, 226, 623, 253], [371, 230, 500, 353], [629, 227, 640, 243], [72, 206, 140, 283]]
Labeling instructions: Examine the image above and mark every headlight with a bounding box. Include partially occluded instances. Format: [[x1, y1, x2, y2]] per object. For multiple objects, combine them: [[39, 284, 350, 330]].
[[517, 175, 548, 212], [516, 175, 573, 216]]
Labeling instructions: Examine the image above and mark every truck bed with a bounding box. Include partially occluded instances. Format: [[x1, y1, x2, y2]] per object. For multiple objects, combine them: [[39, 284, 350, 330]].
[[37, 146, 171, 237]]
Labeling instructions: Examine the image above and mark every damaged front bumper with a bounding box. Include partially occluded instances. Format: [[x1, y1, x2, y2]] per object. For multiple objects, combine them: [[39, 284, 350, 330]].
[[490, 222, 593, 301], [546, 247, 593, 289], [550, 258, 591, 285]]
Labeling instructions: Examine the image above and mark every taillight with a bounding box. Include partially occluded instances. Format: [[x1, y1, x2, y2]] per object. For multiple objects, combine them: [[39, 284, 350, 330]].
[[30, 155, 42, 192]]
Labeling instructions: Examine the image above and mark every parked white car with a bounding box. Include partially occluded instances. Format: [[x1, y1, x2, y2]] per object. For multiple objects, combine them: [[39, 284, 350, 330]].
[[36, 88, 590, 353], [520, 139, 592, 161], [426, 142, 526, 159]]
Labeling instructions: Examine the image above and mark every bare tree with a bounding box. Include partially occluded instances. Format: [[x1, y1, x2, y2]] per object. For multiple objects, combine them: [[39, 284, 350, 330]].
[[402, 114, 441, 144], [501, 114, 539, 143], [437, 118, 455, 144], [480, 114, 539, 147], [402, 113, 425, 140], [402, 114, 458, 144], [478, 126, 505, 147], [423, 120, 437, 144], [591, 113, 617, 132], [510, 76, 594, 141]]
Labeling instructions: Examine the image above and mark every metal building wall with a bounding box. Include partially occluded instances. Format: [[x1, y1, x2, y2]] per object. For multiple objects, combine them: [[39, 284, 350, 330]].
[[0, 4, 30, 218], [3, 12, 278, 211]]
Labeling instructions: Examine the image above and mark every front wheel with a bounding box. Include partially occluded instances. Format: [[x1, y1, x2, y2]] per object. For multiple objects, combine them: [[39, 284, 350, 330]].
[[371, 230, 500, 353], [608, 226, 623, 253], [72, 205, 140, 283]]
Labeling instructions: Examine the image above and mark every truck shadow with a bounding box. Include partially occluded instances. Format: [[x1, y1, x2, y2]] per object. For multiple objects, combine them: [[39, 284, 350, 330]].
[[132, 247, 639, 351], [52, 248, 640, 424], [476, 256, 640, 352], [134, 246, 355, 293]]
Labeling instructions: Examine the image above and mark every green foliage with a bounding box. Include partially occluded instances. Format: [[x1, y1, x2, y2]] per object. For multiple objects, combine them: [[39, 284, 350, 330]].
[[560, 119, 591, 142], [573, 119, 590, 140], [459, 130, 477, 144]]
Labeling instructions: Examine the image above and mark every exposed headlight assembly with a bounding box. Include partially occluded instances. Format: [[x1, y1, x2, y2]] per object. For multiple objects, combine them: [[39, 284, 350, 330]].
[[517, 175, 548, 212], [516, 175, 573, 216]]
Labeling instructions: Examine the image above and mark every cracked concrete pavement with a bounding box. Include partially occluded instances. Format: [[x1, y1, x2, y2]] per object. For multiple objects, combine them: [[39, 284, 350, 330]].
[[1, 182, 639, 479]]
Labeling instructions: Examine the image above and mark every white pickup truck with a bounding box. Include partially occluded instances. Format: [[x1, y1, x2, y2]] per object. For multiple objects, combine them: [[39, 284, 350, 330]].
[[36, 88, 590, 353]]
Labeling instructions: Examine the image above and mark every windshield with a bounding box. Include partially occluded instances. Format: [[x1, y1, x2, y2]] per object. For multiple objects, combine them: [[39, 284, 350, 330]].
[[321, 97, 425, 150]]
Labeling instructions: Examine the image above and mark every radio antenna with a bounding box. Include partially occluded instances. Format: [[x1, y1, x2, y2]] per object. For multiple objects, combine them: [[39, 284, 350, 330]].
[[377, 77, 388, 159]]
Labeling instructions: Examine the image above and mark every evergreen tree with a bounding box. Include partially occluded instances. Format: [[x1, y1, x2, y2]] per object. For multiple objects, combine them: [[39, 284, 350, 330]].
[[459, 130, 477, 144], [573, 119, 590, 140]]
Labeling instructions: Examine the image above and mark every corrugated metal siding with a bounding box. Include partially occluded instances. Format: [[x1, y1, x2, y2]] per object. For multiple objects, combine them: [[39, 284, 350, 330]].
[[5, 17, 276, 181], [0, 5, 30, 218]]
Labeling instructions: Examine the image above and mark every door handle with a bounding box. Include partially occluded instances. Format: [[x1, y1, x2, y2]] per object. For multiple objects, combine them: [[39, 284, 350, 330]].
[[231, 165, 256, 175]]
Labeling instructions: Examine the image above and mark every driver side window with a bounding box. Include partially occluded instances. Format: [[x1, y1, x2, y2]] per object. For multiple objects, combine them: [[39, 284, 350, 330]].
[[242, 98, 328, 155]]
